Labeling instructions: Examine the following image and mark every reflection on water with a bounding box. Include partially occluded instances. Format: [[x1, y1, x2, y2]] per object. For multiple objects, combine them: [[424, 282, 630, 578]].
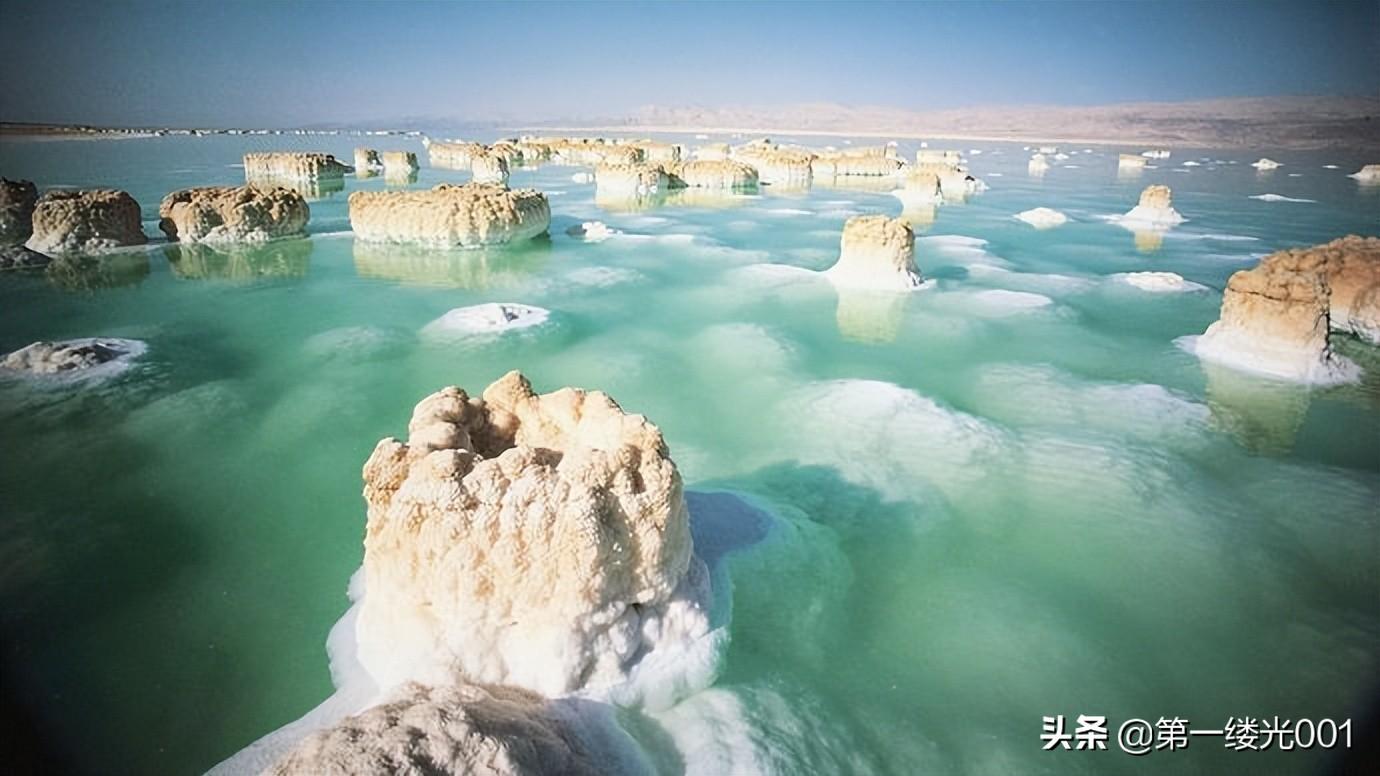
[[385, 170, 419, 187], [1132, 228, 1166, 253], [163, 239, 313, 281], [246, 175, 345, 201], [44, 251, 151, 291], [663, 188, 755, 209], [352, 238, 550, 288], [834, 288, 907, 343], [812, 175, 899, 193], [899, 204, 938, 231], [1202, 359, 1312, 454], [594, 188, 668, 213], [1115, 167, 1144, 183]]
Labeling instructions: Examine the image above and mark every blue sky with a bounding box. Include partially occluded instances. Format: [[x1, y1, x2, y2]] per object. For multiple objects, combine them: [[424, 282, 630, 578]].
[[1, 0, 1376, 126]]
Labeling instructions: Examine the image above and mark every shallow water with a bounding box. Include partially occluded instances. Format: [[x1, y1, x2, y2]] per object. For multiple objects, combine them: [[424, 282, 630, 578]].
[[1, 133, 1377, 775]]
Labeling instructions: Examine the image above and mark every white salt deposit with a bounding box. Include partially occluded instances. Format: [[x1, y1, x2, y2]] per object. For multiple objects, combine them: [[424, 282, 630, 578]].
[[1109, 271, 1208, 292], [420, 303, 551, 338], [1015, 208, 1069, 228], [1249, 194, 1315, 203]]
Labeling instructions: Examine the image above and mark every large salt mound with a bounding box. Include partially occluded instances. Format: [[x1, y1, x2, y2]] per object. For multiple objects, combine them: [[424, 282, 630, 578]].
[[354, 371, 713, 698], [421, 302, 551, 338], [1250, 194, 1315, 203], [1014, 207, 1067, 229], [349, 184, 550, 247], [1118, 184, 1184, 228], [822, 214, 924, 292], [264, 681, 641, 776], [1185, 236, 1380, 384], [1348, 164, 1380, 183], [243, 152, 351, 183], [26, 189, 147, 254], [158, 186, 309, 244]]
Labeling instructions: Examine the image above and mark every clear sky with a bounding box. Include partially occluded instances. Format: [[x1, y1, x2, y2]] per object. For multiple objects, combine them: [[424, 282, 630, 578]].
[[1, 0, 1376, 127]]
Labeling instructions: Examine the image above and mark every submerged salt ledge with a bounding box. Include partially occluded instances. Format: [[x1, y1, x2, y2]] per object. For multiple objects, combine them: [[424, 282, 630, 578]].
[[1, 337, 147, 380], [1110, 271, 1208, 293]]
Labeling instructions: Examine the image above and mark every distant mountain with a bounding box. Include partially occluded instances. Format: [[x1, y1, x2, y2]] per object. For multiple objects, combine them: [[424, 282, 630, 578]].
[[583, 96, 1380, 149]]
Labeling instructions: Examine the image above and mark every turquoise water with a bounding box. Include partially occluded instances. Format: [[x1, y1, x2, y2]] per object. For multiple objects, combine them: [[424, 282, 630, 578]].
[[1, 134, 1377, 776]]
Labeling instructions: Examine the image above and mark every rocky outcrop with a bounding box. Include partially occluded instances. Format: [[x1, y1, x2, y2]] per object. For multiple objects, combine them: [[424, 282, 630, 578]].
[[380, 151, 418, 177], [1, 178, 38, 246], [471, 154, 510, 185], [1349, 164, 1380, 183], [265, 682, 604, 776], [666, 160, 758, 190], [1015, 207, 1068, 229], [1189, 236, 1380, 383], [1120, 184, 1184, 227], [349, 184, 549, 247], [243, 152, 351, 184], [354, 371, 708, 696], [354, 148, 381, 174], [594, 162, 668, 195], [1, 337, 145, 375], [823, 214, 924, 291], [26, 189, 147, 254], [158, 186, 309, 244]]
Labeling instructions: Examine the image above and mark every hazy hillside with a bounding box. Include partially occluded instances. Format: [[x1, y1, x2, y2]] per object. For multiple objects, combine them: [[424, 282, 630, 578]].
[[603, 96, 1380, 149]]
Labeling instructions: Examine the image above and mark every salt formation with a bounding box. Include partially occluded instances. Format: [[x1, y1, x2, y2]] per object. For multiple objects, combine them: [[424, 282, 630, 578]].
[[1036, 145, 1058, 154], [811, 153, 903, 178], [1028, 154, 1050, 174], [629, 140, 681, 164], [1, 337, 145, 376], [26, 189, 147, 254], [243, 152, 351, 185], [1189, 236, 1380, 383], [823, 214, 924, 291], [1251, 158, 1282, 170], [421, 303, 551, 337], [1120, 185, 1184, 227], [1348, 164, 1380, 183], [666, 160, 759, 190], [348, 183, 550, 247], [594, 162, 668, 195], [1141, 149, 1171, 159], [354, 371, 710, 696], [891, 170, 941, 208], [429, 141, 488, 170], [1118, 154, 1148, 170], [1015, 207, 1068, 229], [916, 149, 963, 166], [354, 148, 382, 174], [157, 186, 309, 243], [1, 177, 38, 246], [264, 682, 616, 776], [693, 143, 730, 161], [566, 221, 617, 242], [1112, 271, 1205, 292], [733, 146, 814, 188], [380, 151, 419, 177], [471, 154, 510, 185]]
